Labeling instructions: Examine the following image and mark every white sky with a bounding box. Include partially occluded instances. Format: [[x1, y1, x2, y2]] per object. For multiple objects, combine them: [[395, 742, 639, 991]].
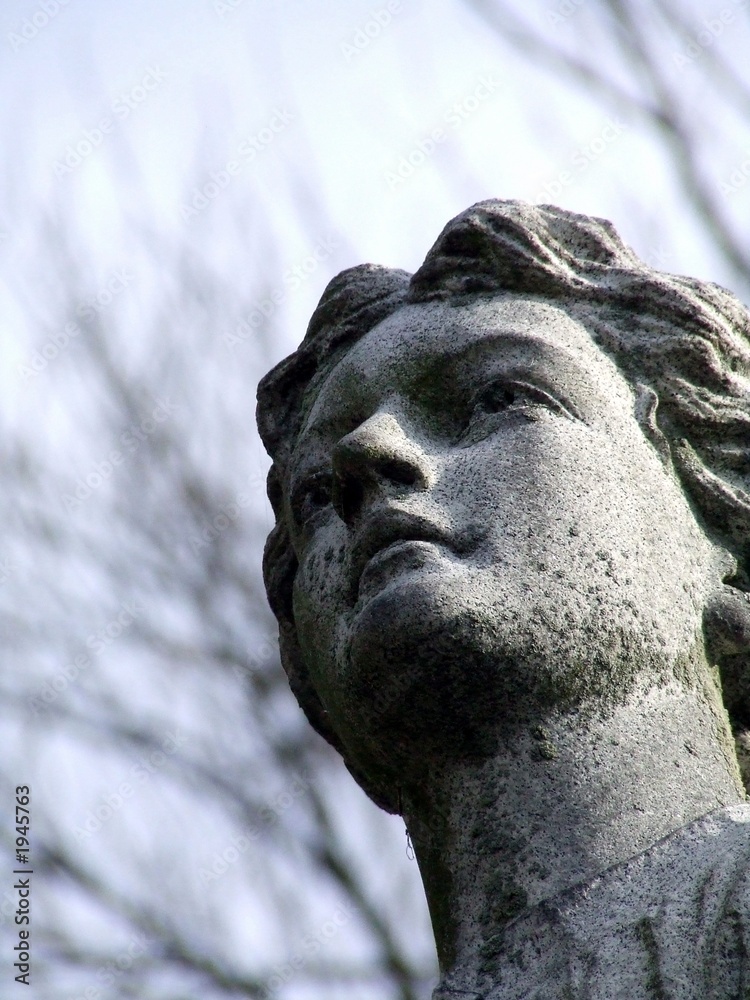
[[2, 1, 750, 994], [3, 0, 748, 390]]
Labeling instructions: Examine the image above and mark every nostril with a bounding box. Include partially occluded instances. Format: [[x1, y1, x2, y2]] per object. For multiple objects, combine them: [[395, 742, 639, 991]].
[[333, 457, 421, 525], [380, 458, 418, 487], [333, 473, 364, 525], [341, 477, 364, 523]]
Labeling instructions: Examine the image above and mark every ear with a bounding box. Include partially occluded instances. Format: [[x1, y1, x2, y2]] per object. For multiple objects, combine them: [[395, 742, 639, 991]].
[[703, 586, 750, 660], [634, 384, 671, 466], [703, 585, 750, 734]]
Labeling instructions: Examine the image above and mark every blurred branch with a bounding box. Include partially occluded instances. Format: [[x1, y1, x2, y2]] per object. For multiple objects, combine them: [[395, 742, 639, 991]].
[[2, 182, 435, 999], [464, 0, 750, 287]]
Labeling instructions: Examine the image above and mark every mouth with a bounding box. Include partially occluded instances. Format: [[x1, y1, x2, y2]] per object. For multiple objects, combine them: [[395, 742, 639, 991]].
[[357, 539, 444, 600], [350, 510, 454, 598]]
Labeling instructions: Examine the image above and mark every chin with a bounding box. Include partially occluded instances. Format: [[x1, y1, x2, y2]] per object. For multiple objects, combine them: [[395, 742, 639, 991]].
[[334, 572, 676, 770], [340, 570, 528, 764]]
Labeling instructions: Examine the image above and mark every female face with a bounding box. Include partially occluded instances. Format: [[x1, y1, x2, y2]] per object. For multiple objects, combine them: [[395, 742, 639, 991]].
[[284, 295, 726, 766]]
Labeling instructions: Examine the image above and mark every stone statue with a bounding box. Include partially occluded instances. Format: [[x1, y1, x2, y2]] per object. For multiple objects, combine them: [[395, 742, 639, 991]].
[[256, 200, 750, 998]]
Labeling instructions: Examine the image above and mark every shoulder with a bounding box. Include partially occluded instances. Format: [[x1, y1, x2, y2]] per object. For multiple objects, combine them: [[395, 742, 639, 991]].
[[479, 803, 750, 1000]]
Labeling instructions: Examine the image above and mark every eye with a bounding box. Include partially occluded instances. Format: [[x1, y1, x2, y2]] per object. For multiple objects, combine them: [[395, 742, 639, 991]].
[[476, 382, 519, 414], [292, 471, 333, 526], [471, 379, 540, 420], [461, 379, 573, 442]]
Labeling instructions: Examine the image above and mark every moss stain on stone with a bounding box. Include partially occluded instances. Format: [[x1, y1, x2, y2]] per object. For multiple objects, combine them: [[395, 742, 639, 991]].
[[532, 724, 559, 760], [635, 916, 668, 1000]]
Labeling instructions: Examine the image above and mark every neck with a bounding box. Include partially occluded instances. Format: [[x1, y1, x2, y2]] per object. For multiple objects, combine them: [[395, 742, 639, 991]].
[[401, 676, 744, 995]]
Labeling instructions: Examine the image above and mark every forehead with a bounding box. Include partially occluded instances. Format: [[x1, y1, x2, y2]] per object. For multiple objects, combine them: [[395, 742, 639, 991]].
[[299, 294, 632, 436]]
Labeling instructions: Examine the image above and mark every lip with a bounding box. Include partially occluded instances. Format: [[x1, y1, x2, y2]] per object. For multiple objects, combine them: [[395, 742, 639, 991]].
[[357, 539, 443, 599], [350, 509, 454, 595]]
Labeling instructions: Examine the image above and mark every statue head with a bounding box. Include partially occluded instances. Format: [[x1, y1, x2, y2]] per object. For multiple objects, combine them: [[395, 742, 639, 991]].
[[256, 200, 750, 814]]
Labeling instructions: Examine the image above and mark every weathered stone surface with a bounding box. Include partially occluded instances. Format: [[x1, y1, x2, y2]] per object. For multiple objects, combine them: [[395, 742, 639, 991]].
[[437, 803, 750, 999], [256, 200, 750, 997]]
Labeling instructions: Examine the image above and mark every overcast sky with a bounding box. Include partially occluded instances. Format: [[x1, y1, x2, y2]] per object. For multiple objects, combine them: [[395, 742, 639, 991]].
[[2, 4, 750, 994], [4, 0, 748, 391]]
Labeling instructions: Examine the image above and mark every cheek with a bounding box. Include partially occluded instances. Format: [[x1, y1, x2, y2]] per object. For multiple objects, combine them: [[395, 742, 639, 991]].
[[442, 416, 599, 537], [443, 420, 711, 621], [445, 417, 645, 533], [292, 521, 350, 661]]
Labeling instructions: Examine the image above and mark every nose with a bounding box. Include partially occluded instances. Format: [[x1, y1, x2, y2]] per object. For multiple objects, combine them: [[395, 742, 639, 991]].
[[331, 410, 432, 525]]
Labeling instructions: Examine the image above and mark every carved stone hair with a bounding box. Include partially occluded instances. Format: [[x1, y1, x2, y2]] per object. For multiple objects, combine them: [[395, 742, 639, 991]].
[[257, 199, 750, 812]]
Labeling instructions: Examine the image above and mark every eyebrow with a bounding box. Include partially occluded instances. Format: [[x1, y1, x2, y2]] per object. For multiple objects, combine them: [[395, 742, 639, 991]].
[[293, 327, 599, 465], [437, 330, 590, 370], [417, 329, 595, 413]]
